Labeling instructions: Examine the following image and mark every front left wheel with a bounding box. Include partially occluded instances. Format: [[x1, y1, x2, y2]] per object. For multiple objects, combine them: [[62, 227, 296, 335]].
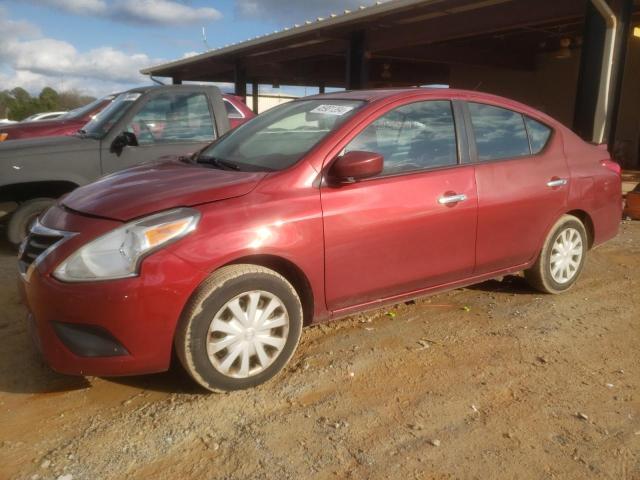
[[175, 265, 303, 392]]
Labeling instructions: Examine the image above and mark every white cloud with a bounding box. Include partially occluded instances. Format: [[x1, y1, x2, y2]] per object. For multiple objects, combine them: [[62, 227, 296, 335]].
[[0, 8, 162, 96], [235, 0, 388, 23], [23, 0, 221, 26]]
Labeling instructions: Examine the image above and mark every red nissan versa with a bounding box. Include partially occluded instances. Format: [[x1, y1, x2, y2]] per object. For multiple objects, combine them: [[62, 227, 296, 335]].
[[18, 88, 621, 392]]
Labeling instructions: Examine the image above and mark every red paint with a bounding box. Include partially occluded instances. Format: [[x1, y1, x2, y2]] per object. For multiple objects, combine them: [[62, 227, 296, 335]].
[[20, 88, 621, 377], [0, 97, 113, 141]]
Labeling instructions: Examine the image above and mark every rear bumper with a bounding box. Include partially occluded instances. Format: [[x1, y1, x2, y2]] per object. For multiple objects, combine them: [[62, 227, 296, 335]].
[[19, 249, 206, 376]]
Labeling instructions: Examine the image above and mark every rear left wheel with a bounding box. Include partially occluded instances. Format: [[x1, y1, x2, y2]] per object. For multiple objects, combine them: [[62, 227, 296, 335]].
[[175, 265, 303, 392], [525, 215, 587, 294]]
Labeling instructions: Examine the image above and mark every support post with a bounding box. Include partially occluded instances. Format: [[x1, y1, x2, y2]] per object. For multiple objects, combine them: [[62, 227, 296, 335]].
[[251, 81, 259, 114], [573, 0, 631, 144], [234, 62, 247, 101], [346, 30, 369, 90]]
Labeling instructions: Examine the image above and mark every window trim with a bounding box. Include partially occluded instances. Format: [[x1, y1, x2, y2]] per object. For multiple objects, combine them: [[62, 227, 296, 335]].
[[328, 98, 463, 182], [463, 101, 555, 164]]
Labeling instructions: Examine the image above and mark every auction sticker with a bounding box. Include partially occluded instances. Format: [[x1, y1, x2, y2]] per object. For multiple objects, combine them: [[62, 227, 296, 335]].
[[310, 104, 354, 116]]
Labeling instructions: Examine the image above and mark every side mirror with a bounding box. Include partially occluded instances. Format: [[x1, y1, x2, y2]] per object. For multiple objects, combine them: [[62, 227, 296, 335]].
[[328, 150, 383, 184], [110, 131, 138, 156]]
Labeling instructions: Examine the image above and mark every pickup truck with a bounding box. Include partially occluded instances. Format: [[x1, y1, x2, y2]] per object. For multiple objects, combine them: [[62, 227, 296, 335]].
[[0, 85, 239, 244]]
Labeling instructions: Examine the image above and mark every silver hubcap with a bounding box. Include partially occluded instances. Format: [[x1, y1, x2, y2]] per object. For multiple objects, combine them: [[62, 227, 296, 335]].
[[206, 290, 289, 378], [550, 227, 583, 284]]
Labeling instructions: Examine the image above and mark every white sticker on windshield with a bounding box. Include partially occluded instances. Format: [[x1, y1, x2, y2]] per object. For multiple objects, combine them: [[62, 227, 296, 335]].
[[310, 104, 354, 116], [123, 93, 141, 101]]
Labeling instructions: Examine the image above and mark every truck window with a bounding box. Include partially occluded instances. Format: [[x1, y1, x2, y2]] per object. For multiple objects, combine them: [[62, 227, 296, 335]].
[[127, 92, 216, 144]]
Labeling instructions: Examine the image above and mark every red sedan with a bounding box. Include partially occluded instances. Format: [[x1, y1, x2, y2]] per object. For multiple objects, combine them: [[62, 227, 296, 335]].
[[18, 88, 621, 392], [0, 95, 116, 141]]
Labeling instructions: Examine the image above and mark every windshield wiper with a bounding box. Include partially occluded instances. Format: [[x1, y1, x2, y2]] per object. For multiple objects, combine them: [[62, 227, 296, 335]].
[[197, 155, 241, 171]]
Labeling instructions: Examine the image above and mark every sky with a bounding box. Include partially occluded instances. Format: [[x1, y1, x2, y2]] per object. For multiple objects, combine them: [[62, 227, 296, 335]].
[[0, 0, 383, 98]]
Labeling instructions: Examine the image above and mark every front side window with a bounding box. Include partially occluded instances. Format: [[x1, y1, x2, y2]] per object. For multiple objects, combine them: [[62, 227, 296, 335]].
[[200, 99, 364, 171], [345, 100, 458, 176], [126, 92, 215, 145], [81, 91, 141, 138], [468, 103, 530, 161], [525, 116, 552, 154]]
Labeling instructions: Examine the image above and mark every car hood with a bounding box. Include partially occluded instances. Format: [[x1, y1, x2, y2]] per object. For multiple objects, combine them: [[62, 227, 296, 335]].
[[62, 160, 267, 221], [0, 134, 96, 157]]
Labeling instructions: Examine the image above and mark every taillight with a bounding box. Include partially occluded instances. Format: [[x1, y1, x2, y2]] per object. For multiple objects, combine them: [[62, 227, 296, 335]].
[[0, 133, 7, 142], [601, 159, 621, 175]]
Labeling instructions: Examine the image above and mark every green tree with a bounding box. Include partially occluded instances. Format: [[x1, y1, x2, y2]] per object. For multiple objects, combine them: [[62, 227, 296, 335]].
[[7, 88, 40, 121], [39, 87, 60, 111]]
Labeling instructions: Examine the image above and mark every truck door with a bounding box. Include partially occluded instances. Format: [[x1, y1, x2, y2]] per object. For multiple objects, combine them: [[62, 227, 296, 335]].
[[100, 87, 226, 175]]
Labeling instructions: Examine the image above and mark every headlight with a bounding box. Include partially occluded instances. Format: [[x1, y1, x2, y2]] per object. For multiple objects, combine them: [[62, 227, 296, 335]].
[[53, 208, 200, 282]]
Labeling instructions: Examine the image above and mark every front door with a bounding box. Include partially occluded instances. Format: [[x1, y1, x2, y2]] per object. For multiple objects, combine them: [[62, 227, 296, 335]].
[[100, 89, 217, 175], [321, 99, 478, 312], [466, 102, 570, 273]]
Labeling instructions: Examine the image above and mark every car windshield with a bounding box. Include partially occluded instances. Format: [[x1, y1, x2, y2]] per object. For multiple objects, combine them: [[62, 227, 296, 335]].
[[199, 99, 365, 171], [60, 96, 112, 120], [80, 92, 142, 138]]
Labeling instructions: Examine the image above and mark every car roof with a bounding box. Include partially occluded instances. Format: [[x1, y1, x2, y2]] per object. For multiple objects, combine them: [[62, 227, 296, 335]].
[[303, 87, 558, 126]]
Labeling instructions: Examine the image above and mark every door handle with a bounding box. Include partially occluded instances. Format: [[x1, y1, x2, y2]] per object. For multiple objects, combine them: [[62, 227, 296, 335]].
[[546, 178, 568, 188], [438, 193, 467, 205]]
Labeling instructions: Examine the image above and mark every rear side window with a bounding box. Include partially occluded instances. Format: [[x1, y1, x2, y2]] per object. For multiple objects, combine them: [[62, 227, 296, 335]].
[[468, 103, 530, 161], [525, 116, 552, 154]]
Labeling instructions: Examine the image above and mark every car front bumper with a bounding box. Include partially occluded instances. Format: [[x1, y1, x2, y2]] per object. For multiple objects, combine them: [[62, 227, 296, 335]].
[[18, 207, 208, 377]]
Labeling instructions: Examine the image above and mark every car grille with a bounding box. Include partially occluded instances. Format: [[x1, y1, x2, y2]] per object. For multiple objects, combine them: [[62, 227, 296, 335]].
[[18, 223, 68, 274]]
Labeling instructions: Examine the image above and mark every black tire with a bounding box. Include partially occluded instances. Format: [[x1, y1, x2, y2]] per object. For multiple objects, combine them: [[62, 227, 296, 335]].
[[525, 214, 588, 294], [7, 198, 55, 246], [175, 264, 303, 392]]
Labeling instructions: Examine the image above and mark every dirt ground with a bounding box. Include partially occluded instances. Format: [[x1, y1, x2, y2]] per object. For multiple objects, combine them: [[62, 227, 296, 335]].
[[0, 222, 638, 480]]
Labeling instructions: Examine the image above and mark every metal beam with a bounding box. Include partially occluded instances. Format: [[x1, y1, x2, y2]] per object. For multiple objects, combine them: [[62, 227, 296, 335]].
[[251, 81, 259, 113], [346, 30, 369, 89], [234, 62, 247, 101], [368, 0, 585, 52]]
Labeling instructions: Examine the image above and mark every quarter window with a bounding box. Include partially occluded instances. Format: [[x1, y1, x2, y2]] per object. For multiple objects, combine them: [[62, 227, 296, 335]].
[[345, 100, 458, 176], [525, 116, 552, 154], [468, 103, 530, 161], [127, 92, 215, 145], [224, 99, 244, 119]]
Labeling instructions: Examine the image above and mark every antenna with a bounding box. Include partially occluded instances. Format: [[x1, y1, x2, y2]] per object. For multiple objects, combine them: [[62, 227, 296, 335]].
[[150, 75, 165, 86], [202, 27, 210, 50]]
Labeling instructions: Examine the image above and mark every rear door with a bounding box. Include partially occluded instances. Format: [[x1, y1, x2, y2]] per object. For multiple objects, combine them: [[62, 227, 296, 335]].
[[100, 87, 227, 175], [321, 98, 478, 312], [465, 101, 569, 274]]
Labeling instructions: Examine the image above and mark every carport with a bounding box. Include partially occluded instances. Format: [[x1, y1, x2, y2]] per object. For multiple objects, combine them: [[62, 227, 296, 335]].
[[141, 0, 640, 168]]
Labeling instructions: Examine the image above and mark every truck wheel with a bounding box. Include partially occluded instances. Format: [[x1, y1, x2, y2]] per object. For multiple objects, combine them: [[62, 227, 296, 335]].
[[525, 215, 587, 294], [7, 198, 55, 246], [175, 264, 303, 392]]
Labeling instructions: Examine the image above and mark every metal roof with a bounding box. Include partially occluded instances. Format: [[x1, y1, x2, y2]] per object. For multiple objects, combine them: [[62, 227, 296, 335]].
[[140, 0, 437, 76]]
